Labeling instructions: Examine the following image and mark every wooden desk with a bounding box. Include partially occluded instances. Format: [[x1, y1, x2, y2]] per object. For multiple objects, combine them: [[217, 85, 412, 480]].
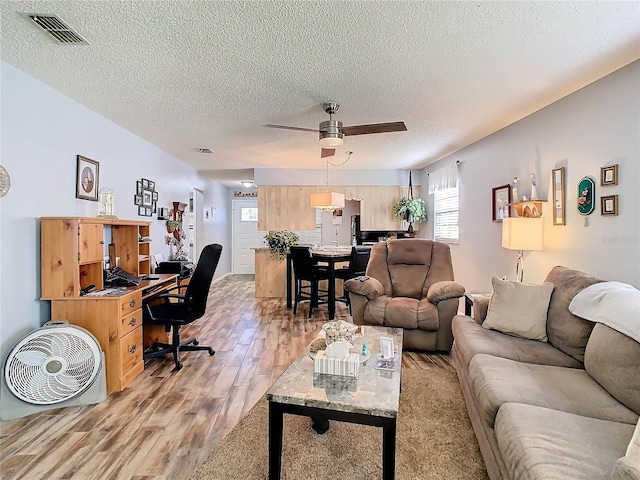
[[286, 248, 352, 320], [48, 274, 178, 392]]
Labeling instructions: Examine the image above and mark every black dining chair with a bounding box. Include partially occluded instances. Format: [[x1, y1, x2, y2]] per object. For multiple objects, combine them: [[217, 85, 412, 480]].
[[143, 243, 222, 370], [335, 245, 372, 312], [290, 245, 330, 318]]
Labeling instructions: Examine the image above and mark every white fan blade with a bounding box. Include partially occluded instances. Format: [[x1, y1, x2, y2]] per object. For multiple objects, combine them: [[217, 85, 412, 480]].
[[57, 374, 80, 392], [15, 350, 47, 366]]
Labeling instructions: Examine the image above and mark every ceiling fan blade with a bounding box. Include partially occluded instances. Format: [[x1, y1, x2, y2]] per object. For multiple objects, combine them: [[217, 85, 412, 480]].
[[260, 124, 319, 133], [341, 122, 407, 136], [321, 148, 335, 158]]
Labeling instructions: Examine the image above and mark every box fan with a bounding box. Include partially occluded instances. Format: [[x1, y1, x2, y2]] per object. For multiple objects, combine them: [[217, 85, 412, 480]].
[[1, 321, 107, 420]]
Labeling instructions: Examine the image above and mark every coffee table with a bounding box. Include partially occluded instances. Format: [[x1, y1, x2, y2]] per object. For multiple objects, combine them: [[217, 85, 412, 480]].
[[267, 325, 404, 480]]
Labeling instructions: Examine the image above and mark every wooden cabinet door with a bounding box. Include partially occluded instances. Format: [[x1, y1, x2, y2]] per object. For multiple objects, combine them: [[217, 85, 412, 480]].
[[78, 223, 104, 264]]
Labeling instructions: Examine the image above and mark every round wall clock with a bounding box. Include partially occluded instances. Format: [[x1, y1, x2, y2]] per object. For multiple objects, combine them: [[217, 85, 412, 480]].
[[577, 176, 595, 215]]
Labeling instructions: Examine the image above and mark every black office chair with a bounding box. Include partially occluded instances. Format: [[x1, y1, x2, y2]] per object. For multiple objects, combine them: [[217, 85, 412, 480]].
[[335, 246, 372, 312], [290, 246, 330, 318], [143, 243, 222, 370]]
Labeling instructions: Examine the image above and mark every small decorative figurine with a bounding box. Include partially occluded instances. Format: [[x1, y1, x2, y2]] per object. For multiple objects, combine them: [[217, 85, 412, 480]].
[[530, 174, 538, 200]]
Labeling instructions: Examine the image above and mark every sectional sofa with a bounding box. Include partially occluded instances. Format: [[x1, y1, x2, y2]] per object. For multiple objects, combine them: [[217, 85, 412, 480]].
[[452, 266, 640, 480]]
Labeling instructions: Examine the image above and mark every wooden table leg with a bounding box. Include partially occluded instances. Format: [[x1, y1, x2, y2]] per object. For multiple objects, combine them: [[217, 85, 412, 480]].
[[269, 401, 284, 479]]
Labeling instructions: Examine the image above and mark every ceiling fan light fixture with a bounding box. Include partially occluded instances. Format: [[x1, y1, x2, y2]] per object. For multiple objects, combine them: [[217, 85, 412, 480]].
[[319, 120, 344, 147], [310, 192, 345, 212]]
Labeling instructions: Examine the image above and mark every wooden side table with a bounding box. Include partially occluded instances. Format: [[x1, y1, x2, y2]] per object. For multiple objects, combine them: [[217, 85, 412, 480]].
[[464, 292, 491, 317]]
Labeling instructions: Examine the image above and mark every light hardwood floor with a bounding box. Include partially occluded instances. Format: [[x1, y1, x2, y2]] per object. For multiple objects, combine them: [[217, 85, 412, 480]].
[[0, 274, 454, 480]]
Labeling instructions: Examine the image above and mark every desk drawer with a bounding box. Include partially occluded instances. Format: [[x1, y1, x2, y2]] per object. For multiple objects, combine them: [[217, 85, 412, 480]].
[[120, 309, 142, 337], [120, 327, 143, 378], [120, 291, 142, 317]]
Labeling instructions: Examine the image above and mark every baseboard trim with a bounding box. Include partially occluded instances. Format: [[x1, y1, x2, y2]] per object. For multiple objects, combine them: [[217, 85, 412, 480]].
[[212, 272, 232, 284]]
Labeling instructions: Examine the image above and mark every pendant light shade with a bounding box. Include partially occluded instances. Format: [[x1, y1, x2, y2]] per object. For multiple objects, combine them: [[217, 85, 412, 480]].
[[310, 191, 345, 212]]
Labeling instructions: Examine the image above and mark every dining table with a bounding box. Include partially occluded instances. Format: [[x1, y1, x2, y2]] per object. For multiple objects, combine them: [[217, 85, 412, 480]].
[[286, 246, 352, 320]]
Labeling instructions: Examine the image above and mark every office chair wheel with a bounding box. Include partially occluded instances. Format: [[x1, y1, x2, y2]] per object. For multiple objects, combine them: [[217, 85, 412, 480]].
[[208, 348, 214, 356], [193, 339, 199, 346]]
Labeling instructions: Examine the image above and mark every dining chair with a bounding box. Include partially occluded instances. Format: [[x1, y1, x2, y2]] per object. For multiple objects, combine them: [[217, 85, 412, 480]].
[[335, 245, 372, 312], [290, 245, 330, 318]]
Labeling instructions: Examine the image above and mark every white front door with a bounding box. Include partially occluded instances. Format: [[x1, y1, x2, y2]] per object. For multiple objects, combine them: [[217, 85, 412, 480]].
[[232, 199, 265, 274]]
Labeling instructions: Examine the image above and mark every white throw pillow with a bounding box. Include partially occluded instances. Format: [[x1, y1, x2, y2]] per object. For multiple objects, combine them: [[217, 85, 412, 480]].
[[482, 276, 554, 342], [568, 281, 640, 343]]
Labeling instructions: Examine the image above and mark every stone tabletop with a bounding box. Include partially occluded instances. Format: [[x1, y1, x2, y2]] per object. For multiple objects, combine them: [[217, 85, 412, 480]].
[[267, 325, 404, 418]]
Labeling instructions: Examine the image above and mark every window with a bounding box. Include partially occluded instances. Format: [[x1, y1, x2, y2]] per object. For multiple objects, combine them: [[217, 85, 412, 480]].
[[240, 207, 258, 221], [433, 186, 459, 243]]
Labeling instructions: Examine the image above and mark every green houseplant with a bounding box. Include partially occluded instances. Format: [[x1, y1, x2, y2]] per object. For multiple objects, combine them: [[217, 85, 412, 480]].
[[264, 230, 299, 259], [392, 197, 427, 224]]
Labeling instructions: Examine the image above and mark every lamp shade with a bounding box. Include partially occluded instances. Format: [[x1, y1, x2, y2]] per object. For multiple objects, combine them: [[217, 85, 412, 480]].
[[310, 191, 345, 211], [502, 217, 544, 251]]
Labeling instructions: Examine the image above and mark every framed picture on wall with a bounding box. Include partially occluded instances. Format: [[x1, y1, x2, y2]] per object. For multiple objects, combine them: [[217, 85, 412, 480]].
[[142, 189, 153, 207], [600, 165, 618, 186], [601, 195, 618, 216], [76, 155, 99, 201], [491, 184, 511, 222]]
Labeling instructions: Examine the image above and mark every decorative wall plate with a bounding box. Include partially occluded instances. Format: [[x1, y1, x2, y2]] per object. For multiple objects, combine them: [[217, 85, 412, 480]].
[[0, 165, 10, 198], [577, 176, 595, 215]]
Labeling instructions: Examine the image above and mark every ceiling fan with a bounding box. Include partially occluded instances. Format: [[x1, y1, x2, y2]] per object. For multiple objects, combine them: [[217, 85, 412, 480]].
[[261, 102, 407, 158]]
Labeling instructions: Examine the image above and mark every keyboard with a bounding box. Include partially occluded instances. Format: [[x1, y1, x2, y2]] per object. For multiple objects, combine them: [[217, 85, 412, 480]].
[[110, 267, 143, 286]]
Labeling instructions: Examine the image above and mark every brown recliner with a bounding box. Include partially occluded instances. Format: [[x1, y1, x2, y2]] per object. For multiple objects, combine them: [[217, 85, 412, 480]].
[[344, 239, 465, 352]]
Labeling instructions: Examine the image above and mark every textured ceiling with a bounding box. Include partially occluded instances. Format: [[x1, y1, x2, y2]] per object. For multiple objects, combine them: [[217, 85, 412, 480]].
[[1, 1, 638, 185]]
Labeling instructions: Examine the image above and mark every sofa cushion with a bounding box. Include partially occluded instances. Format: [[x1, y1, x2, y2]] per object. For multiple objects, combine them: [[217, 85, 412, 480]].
[[544, 266, 603, 362], [452, 315, 582, 369], [585, 323, 640, 416], [483, 277, 554, 342], [469, 354, 638, 428], [494, 403, 635, 480], [364, 296, 439, 330], [611, 418, 640, 480]]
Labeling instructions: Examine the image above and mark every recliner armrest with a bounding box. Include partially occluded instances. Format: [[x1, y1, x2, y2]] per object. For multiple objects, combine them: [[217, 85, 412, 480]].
[[345, 277, 384, 300], [427, 281, 465, 304]]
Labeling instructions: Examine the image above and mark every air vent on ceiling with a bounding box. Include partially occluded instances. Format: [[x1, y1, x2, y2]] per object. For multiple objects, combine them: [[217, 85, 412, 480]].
[[27, 14, 88, 44], [196, 148, 214, 154]]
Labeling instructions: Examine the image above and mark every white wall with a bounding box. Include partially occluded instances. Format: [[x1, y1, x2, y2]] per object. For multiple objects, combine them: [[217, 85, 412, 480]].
[[421, 60, 640, 292], [255, 168, 419, 186], [0, 61, 231, 363]]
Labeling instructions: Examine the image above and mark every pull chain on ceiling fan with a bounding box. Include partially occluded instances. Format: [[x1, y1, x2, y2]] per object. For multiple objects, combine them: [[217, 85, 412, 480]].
[[261, 102, 407, 158]]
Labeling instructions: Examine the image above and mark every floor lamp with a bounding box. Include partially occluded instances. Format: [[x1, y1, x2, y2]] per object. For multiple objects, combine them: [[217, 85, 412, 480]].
[[502, 217, 544, 282]]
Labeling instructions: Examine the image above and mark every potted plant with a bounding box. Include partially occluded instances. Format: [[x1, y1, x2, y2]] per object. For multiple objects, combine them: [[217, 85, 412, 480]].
[[392, 197, 427, 224], [264, 230, 299, 259], [166, 219, 180, 233]]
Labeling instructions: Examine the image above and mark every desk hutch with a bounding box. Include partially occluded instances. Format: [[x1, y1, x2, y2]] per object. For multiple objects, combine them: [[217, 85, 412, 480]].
[[40, 217, 177, 392]]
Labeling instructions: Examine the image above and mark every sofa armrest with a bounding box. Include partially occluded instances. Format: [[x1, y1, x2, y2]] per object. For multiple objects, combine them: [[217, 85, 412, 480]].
[[427, 281, 465, 304], [472, 295, 491, 324], [344, 277, 384, 300]]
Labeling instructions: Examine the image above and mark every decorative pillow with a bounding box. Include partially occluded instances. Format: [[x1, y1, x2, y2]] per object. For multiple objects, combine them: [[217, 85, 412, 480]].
[[482, 277, 554, 342], [568, 281, 640, 343]]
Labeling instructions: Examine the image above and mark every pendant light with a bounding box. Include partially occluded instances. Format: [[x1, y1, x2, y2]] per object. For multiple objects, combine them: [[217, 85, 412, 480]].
[[310, 152, 352, 212]]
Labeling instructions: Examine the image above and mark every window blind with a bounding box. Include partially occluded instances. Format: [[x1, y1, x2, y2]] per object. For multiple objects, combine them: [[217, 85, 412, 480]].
[[434, 186, 459, 243]]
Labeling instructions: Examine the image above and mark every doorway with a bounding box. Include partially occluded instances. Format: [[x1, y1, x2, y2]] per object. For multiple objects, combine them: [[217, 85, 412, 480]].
[[232, 199, 265, 274], [189, 188, 204, 264]]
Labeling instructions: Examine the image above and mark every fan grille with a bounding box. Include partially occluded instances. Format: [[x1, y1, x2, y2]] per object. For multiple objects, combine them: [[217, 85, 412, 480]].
[[5, 329, 100, 405]]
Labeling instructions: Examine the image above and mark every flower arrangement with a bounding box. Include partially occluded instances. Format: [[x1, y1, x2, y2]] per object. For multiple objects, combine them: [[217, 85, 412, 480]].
[[392, 197, 427, 223], [264, 230, 299, 259]]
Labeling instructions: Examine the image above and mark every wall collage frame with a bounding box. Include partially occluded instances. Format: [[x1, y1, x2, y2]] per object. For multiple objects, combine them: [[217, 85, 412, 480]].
[[134, 178, 158, 217]]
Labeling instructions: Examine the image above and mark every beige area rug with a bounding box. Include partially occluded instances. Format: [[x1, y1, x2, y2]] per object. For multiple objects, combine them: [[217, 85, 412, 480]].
[[191, 367, 488, 479]]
